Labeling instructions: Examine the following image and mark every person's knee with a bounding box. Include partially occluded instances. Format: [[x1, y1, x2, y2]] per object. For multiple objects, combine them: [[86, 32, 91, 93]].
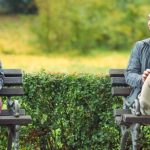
[[143, 74, 150, 88], [139, 75, 150, 114], [140, 99, 150, 115], [146, 74, 150, 82]]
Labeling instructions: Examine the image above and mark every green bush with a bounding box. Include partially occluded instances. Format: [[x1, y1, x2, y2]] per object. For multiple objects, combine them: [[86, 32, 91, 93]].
[[21, 72, 121, 149], [0, 72, 150, 149], [33, 0, 150, 52]]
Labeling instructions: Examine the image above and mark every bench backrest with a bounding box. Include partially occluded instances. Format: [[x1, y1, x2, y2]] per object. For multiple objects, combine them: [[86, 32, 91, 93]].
[[0, 69, 24, 97], [109, 69, 132, 97]]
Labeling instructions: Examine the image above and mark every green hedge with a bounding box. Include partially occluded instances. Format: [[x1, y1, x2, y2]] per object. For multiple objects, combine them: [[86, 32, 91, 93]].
[[0, 72, 150, 149], [22, 72, 122, 149]]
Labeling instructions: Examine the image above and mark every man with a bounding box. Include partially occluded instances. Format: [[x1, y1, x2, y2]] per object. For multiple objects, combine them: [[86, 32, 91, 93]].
[[125, 14, 150, 115]]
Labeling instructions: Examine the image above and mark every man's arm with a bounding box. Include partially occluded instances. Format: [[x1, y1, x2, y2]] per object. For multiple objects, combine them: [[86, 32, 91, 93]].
[[125, 41, 143, 88]]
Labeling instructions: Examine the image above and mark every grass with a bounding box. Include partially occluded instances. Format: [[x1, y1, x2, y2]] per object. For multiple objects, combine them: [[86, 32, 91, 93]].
[[0, 15, 130, 74], [0, 52, 129, 74]]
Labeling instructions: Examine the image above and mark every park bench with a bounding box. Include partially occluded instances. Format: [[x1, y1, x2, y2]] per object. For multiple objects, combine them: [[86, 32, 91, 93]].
[[0, 66, 32, 150], [109, 68, 150, 150]]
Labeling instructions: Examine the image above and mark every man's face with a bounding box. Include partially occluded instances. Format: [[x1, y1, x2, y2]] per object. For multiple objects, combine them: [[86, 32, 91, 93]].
[[148, 14, 150, 30]]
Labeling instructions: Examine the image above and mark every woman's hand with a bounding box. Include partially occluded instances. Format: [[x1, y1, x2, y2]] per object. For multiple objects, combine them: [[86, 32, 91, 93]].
[[142, 69, 150, 82]]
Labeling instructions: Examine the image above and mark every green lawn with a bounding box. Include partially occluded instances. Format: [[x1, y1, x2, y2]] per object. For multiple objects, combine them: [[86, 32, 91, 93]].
[[0, 15, 130, 74]]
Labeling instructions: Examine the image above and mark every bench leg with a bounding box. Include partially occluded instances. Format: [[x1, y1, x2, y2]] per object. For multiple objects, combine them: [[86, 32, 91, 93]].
[[120, 124, 141, 150], [7, 126, 15, 150], [131, 123, 140, 150], [14, 125, 20, 150], [7, 125, 20, 150], [120, 125, 130, 150]]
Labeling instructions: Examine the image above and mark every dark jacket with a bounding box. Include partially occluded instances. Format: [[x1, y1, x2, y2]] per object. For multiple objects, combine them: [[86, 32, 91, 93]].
[[125, 38, 150, 104]]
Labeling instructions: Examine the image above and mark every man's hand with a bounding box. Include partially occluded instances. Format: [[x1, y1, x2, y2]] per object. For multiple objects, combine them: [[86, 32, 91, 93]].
[[142, 69, 150, 82]]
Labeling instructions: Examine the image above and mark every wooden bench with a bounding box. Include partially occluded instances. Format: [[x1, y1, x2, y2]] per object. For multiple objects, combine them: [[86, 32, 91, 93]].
[[0, 68, 32, 150], [109, 69, 150, 150]]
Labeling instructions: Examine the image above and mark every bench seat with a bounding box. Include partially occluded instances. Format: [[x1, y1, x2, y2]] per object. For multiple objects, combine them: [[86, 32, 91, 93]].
[[123, 114, 150, 124], [114, 109, 150, 125]]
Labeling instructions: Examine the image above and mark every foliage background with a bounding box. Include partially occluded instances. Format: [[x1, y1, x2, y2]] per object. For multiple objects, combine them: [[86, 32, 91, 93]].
[[0, 0, 150, 54], [34, 0, 150, 53], [0, 1, 150, 149], [0, 1, 150, 73]]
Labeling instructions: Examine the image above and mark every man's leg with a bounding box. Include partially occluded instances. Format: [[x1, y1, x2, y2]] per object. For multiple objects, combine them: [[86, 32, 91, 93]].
[[139, 74, 150, 115]]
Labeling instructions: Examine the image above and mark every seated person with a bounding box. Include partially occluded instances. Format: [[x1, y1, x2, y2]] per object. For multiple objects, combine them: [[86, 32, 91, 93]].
[[125, 14, 150, 115]]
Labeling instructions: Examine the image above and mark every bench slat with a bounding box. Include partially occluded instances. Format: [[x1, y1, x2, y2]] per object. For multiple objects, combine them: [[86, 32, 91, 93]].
[[0, 116, 31, 125], [0, 109, 25, 116], [112, 87, 132, 96], [3, 69, 22, 77], [123, 114, 150, 124], [111, 77, 128, 86], [0, 88, 25, 96], [4, 77, 22, 86], [109, 69, 125, 77], [114, 109, 131, 116]]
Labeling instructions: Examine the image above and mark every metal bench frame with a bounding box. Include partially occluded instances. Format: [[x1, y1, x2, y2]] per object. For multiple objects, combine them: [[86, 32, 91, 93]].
[[0, 68, 32, 150], [109, 69, 150, 150]]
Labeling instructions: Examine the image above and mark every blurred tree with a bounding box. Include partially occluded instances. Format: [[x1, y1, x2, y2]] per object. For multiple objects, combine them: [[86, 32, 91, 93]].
[[0, 0, 37, 14], [33, 0, 150, 53], [0, 0, 11, 13], [10, 0, 37, 14]]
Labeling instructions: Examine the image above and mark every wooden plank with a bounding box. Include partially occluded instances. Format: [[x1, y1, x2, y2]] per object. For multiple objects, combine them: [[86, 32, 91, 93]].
[[109, 69, 125, 77], [112, 87, 132, 96], [4, 77, 23, 85], [0, 88, 25, 96], [111, 77, 128, 86], [0, 116, 32, 125], [123, 114, 150, 124], [114, 109, 131, 116], [0, 109, 25, 116], [2, 69, 22, 77]]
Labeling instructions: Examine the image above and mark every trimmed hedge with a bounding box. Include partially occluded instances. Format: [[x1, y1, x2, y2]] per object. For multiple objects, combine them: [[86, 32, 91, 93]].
[[22, 72, 121, 149], [0, 72, 150, 149]]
